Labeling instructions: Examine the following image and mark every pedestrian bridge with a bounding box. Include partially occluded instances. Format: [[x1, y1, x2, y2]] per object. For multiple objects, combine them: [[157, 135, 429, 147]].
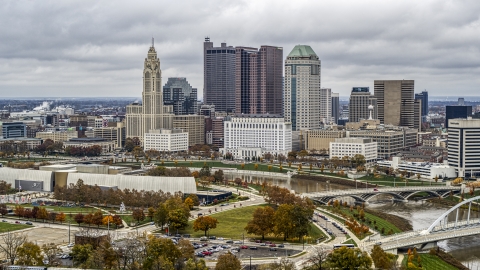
[[365, 195, 480, 254], [304, 186, 461, 204]]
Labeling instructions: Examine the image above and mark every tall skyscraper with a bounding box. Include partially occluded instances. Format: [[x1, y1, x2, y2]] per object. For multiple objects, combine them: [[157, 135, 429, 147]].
[[203, 38, 236, 113], [445, 105, 472, 128], [320, 88, 332, 124], [284, 45, 321, 131], [163, 77, 198, 115], [349, 87, 377, 123], [414, 90, 428, 117], [235, 46, 283, 115], [414, 99, 422, 131], [331, 93, 340, 124], [126, 41, 173, 141], [374, 80, 414, 127]]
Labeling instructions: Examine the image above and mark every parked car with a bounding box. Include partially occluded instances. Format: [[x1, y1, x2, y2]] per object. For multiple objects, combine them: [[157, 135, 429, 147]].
[[240, 245, 248, 249], [269, 247, 277, 251], [225, 240, 234, 243], [249, 246, 258, 250], [25, 222, 33, 225], [200, 236, 208, 241]]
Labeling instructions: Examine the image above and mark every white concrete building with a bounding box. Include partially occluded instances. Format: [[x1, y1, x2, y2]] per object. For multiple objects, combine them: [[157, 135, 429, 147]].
[[329, 137, 377, 163], [378, 157, 456, 179], [144, 129, 188, 152], [284, 45, 321, 131], [220, 114, 292, 159], [448, 118, 480, 178], [320, 88, 332, 124]]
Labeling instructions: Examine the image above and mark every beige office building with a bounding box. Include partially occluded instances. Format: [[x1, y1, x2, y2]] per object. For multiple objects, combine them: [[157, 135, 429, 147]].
[[93, 122, 125, 148], [349, 87, 377, 123], [374, 80, 414, 128], [305, 130, 346, 152], [173, 115, 205, 147], [36, 130, 78, 142], [126, 42, 173, 143]]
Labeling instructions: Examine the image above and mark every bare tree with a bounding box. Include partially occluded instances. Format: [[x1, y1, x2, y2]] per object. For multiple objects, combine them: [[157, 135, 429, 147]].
[[0, 231, 27, 265], [304, 246, 329, 270]]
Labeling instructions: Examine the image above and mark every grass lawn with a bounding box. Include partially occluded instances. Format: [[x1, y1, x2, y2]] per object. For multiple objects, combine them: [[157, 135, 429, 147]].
[[358, 174, 445, 187], [177, 205, 325, 244], [0, 222, 31, 233], [402, 254, 459, 270], [342, 238, 357, 246], [120, 215, 152, 227]]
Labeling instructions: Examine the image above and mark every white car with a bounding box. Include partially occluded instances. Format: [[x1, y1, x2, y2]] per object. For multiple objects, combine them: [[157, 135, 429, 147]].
[[67, 243, 74, 248], [234, 241, 242, 244]]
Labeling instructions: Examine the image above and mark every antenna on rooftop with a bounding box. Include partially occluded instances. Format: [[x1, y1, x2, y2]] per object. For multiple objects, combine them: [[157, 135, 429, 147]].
[[152, 37, 154, 47]]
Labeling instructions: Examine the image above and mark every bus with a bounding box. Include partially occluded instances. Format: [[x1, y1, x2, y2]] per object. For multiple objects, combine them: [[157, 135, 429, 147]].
[[333, 244, 355, 249]]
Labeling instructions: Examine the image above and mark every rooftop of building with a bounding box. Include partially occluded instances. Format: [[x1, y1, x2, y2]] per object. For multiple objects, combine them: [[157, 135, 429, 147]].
[[68, 137, 109, 142], [232, 114, 283, 118], [287, 45, 318, 58]]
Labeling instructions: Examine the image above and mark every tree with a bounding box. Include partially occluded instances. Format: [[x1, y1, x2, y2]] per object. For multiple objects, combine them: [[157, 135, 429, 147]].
[[304, 247, 329, 270], [42, 243, 62, 266], [193, 216, 219, 236], [74, 213, 84, 226], [371, 245, 397, 269], [147, 207, 156, 221], [187, 194, 200, 206], [259, 258, 296, 270], [178, 238, 195, 260], [185, 258, 208, 270], [132, 208, 145, 224], [244, 206, 275, 240], [92, 210, 104, 227], [199, 164, 211, 177], [213, 169, 224, 182], [185, 197, 194, 210], [215, 252, 241, 270], [102, 215, 114, 227], [56, 212, 66, 224], [154, 203, 169, 229], [16, 241, 43, 266], [71, 244, 94, 268], [0, 232, 27, 265], [326, 247, 372, 269], [0, 204, 7, 217], [143, 236, 182, 269], [298, 149, 309, 160]]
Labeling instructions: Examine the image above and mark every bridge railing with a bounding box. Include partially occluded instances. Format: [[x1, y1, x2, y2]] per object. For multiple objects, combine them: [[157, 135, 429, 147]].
[[305, 186, 460, 197], [377, 227, 480, 250]]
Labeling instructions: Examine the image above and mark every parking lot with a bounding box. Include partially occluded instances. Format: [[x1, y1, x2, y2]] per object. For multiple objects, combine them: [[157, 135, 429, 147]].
[[192, 239, 301, 260]]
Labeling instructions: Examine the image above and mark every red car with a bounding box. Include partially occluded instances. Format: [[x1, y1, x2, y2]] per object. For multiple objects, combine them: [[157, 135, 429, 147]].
[[202, 251, 212, 256], [269, 243, 276, 247], [15, 221, 20, 224], [240, 245, 248, 249]]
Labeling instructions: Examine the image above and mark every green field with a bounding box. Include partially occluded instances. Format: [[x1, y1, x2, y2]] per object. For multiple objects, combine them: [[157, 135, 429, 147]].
[[0, 222, 32, 233], [402, 254, 459, 270], [358, 174, 445, 187], [176, 205, 325, 244]]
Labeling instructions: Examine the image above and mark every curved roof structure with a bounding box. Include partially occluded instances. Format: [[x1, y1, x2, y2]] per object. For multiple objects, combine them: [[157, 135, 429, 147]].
[[0, 168, 54, 191], [66, 173, 196, 194], [287, 45, 318, 58]]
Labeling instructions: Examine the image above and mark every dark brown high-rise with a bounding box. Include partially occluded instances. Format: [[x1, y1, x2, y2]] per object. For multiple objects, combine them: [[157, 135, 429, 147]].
[[235, 45, 283, 115], [374, 80, 415, 128]]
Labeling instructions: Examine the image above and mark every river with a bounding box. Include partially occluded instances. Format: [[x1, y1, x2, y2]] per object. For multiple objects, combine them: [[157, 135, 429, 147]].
[[235, 174, 480, 268]]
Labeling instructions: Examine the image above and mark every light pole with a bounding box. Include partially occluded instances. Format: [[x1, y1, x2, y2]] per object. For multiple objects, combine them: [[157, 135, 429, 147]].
[[68, 220, 71, 244]]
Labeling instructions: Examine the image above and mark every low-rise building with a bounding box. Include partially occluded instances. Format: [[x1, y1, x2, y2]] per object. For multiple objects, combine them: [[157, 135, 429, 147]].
[[93, 122, 126, 148], [305, 129, 346, 152], [63, 137, 115, 153], [35, 130, 78, 142], [377, 157, 456, 179], [144, 129, 188, 153], [220, 114, 292, 159], [329, 138, 377, 163]]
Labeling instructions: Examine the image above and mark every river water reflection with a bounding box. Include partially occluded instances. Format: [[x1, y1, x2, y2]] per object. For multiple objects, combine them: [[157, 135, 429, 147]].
[[234, 174, 480, 268]]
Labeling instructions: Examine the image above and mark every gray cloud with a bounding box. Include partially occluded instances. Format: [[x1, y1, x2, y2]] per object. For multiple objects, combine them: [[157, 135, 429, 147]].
[[0, 0, 479, 98]]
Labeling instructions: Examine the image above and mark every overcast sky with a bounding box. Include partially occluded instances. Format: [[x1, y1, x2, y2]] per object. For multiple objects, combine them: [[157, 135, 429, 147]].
[[1, 0, 479, 99]]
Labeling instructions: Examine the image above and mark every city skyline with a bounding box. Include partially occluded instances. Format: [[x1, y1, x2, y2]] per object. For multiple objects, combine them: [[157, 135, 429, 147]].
[[1, 1, 480, 98]]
